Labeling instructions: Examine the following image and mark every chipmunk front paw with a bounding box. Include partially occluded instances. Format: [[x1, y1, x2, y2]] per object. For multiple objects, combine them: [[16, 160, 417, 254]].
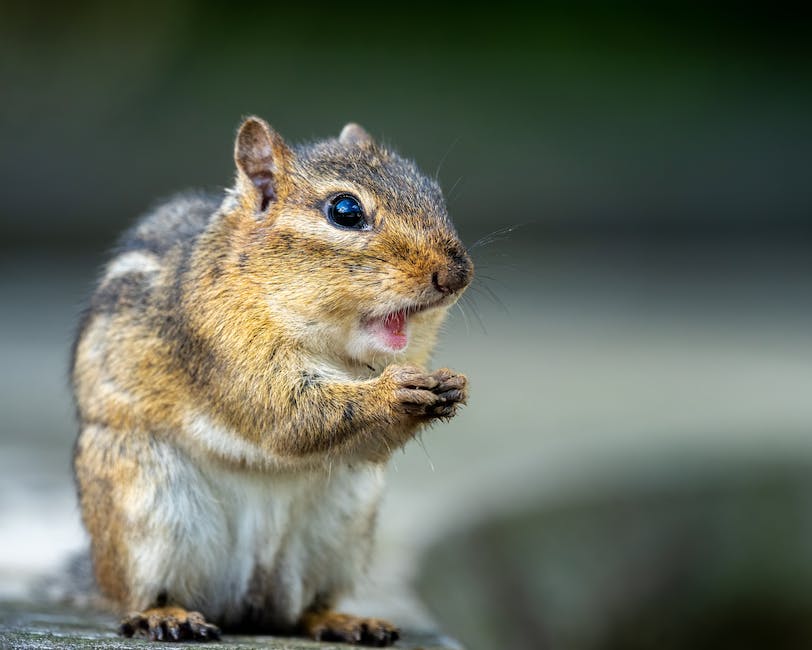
[[119, 607, 221, 642], [386, 365, 468, 419]]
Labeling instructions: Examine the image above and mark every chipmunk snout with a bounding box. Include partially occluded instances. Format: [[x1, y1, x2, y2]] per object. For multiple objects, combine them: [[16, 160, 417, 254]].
[[431, 250, 473, 296]]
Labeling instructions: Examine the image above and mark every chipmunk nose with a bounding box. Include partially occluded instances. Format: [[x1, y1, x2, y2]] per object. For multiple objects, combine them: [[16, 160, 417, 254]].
[[432, 250, 473, 296]]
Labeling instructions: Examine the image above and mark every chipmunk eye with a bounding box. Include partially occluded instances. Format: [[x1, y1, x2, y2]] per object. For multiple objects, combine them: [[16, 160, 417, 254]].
[[326, 194, 368, 230]]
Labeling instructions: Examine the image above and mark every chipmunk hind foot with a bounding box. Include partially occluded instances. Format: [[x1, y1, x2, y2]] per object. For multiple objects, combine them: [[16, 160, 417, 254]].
[[299, 609, 400, 647]]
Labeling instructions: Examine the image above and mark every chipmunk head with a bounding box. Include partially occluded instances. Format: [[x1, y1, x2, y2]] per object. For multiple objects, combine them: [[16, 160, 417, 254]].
[[227, 116, 472, 367]]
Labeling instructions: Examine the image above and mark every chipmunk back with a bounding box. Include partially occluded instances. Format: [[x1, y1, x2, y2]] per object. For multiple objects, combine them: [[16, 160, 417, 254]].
[[72, 117, 472, 645]]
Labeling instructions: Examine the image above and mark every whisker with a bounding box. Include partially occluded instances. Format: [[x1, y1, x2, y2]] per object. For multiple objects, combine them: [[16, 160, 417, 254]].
[[415, 432, 435, 472], [475, 259, 529, 275], [468, 283, 509, 317], [446, 176, 464, 203], [468, 224, 526, 251], [454, 301, 472, 336], [473, 272, 509, 287], [435, 136, 461, 181], [460, 294, 488, 334]]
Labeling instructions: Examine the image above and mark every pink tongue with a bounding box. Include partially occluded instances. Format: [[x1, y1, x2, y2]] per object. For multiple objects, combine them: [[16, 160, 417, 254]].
[[380, 310, 408, 350], [384, 310, 406, 335]]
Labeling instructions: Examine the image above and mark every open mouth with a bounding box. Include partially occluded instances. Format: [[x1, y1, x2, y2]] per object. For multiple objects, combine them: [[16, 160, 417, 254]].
[[363, 299, 446, 351]]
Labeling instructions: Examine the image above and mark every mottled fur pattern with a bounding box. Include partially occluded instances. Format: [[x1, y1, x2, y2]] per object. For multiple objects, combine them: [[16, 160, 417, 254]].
[[72, 117, 472, 644]]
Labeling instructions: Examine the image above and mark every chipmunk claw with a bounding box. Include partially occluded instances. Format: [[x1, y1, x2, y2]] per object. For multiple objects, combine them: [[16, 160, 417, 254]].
[[431, 369, 467, 397], [119, 607, 220, 642], [362, 619, 400, 646], [389, 365, 468, 419], [187, 611, 220, 640]]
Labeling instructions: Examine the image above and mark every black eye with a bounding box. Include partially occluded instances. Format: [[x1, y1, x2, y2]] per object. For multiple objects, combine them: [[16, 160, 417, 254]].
[[326, 194, 368, 230]]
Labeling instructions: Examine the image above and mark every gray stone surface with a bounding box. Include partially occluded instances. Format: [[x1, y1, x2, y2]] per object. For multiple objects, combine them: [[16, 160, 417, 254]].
[[0, 600, 461, 650]]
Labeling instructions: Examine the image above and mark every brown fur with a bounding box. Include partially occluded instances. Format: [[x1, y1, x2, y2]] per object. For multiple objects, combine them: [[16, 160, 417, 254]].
[[72, 116, 472, 644]]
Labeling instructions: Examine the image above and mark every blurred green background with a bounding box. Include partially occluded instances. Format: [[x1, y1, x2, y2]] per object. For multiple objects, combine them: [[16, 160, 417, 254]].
[[2, 3, 811, 247], [1, 3, 812, 650]]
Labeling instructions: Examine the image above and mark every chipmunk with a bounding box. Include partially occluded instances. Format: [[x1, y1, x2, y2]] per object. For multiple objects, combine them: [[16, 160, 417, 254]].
[[71, 116, 472, 645]]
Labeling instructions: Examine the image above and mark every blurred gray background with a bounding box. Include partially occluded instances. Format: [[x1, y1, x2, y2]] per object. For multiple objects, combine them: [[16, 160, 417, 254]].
[[1, 4, 811, 649]]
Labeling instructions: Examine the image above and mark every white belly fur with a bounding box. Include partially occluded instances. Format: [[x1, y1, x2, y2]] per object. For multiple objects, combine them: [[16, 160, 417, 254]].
[[126, 437, 385, 629]]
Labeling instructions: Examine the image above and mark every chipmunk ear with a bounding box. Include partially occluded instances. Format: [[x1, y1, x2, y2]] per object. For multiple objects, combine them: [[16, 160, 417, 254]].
[[234, 116, 292, 211], [339, 123, 373, 147]]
